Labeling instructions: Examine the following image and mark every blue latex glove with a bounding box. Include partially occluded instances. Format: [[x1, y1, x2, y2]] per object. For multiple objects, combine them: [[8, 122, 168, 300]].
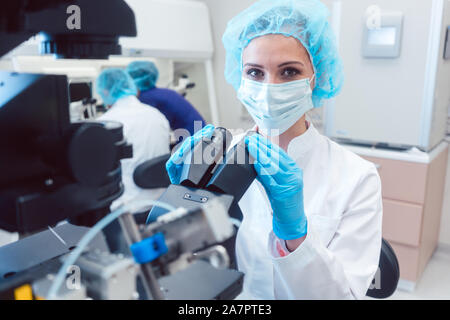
[[245, 134, 307, 240], [166, 124, 215, 184]]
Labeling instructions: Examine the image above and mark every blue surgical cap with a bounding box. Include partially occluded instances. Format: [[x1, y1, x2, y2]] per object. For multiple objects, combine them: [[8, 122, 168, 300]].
[[222, 0, 344, 108], [126, 61, 159, 91], [96, 68, 137, 106]]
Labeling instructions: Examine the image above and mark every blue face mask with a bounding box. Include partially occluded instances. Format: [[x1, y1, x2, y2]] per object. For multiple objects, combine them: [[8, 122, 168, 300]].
[[237, 75, 315, 136]]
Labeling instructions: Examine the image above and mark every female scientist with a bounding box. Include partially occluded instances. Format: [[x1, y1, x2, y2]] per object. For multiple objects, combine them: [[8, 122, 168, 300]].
[[165, 0, 383, 299]]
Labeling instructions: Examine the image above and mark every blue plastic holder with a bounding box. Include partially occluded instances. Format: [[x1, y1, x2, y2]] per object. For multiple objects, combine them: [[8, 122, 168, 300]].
[[130, 233, 168, 264]]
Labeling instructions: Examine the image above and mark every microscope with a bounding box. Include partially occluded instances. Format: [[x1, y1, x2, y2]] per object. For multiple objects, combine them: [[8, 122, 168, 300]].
[[0, 0, 255, 300]]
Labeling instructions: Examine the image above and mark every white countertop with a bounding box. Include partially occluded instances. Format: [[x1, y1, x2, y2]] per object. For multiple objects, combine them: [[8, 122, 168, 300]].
[[340, 139, 449, 164]]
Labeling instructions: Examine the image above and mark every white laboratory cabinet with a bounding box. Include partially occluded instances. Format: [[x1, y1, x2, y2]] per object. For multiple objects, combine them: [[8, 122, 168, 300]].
[[323, 0, 450, 152], [120, 0, 214, 60]]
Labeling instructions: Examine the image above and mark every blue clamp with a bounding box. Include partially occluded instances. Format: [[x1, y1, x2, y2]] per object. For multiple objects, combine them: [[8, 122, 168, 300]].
[[130, 233, 168, 264]]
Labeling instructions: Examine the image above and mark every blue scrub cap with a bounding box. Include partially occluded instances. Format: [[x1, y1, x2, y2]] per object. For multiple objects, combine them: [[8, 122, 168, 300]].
[[96, 68, 138, 106], [126, 61, 159, 92], [222, 0, 344, 108]]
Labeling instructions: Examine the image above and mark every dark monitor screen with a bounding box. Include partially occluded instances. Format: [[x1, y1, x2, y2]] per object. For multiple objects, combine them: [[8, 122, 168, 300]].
[[69, 82, 92, 102], [0, 71, 70, 185]]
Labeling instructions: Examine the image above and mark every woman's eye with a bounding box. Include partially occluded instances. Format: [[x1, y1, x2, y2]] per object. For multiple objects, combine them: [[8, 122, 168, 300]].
[[281, 67, 301, 78], [246, 68, 264, 79]]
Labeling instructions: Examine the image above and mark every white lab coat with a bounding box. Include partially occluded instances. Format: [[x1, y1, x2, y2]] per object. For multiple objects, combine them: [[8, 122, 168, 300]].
[[234, 123, 383, 300], [98, 95, 170, 209]]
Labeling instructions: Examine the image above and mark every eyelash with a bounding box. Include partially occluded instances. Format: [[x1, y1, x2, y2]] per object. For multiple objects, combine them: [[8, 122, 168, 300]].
[[281, 67, 301, 78], [246, 67, 302, 80], [246, 68, 264, 79]]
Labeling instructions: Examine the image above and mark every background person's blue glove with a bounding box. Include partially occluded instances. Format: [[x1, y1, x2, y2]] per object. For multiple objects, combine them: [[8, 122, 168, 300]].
[[166, 124, 215, 184], [245, 134, 307, 240]]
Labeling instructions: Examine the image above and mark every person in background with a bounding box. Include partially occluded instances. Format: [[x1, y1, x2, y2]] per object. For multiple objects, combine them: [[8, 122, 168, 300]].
[[127, 61, 206, 136], [96, 68, 170, 208]]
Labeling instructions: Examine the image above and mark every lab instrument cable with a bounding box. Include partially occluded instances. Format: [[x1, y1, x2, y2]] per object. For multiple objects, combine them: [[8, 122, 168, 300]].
[[47, 199, 176, 300]]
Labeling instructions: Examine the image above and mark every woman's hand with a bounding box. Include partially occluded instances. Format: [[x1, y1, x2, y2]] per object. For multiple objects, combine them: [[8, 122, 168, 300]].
[[166, 124, 215, 184], [245, 134, 307, 243]]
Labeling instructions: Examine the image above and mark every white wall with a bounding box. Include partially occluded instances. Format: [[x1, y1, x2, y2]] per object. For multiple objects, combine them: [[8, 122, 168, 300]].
[[439, 137, 450, 248], [437, 0, 450, 248], [197, 0, 256, 129], [174, 62, 212, 123]]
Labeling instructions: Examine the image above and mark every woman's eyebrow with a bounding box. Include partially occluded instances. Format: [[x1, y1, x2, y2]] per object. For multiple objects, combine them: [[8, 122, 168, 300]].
[[278, 61, 305, 67], [243, 63, 264, 68]]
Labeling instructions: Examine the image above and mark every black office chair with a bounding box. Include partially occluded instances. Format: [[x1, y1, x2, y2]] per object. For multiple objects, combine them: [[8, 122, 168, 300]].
[[134, 154, 172, 190], [366, 238, 400, 299]]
